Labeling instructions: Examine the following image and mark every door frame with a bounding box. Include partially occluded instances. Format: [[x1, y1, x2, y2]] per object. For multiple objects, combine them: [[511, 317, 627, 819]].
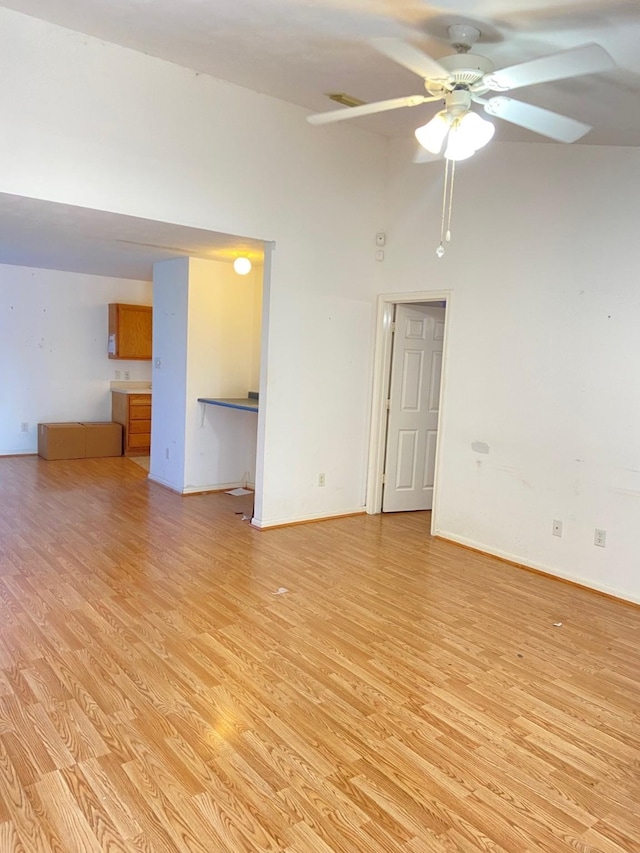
[[365, 290, 452, 531]]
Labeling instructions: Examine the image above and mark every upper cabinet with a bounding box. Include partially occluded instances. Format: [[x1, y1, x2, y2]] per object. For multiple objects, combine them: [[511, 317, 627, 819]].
[[108, 303, 152, 360]]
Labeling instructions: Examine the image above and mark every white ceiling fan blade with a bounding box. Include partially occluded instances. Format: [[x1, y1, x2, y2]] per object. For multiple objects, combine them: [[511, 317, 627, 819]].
[[371, 38, 452, 83], [307, 95, 435, 125], [482, 96, 591, 142], [484, 43, 615, 92]]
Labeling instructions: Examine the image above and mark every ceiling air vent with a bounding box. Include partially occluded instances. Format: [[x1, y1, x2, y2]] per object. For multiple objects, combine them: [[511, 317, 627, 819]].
[[326, 93, 366, 107]]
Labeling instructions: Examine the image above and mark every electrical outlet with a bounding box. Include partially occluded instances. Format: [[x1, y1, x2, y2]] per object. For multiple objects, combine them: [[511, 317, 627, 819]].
[[115, 370, 121, 380], [552, 519, 562, 537], [594, 528, 606, 547], [20, 422, 29, 433], [318, 473, 325, 486], [124, 370, 130, 380]]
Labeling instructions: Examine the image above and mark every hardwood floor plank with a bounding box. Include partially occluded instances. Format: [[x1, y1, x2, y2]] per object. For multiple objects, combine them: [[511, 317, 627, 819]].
[[192, 786, 284, 851], [0, 820, 27, 853], [28, 770, 104, 853], [93, 754, 180, 853], [59, 763, 132, 851], [121, 759, 212, 853], [212, 750, 298, 839], [77, 757, 142, 841], [0, 740, 55, 853]]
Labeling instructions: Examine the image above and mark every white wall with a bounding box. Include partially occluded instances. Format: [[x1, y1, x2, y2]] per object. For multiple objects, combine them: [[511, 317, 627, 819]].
[[151, 257, 262, 493], [385, 139, 640, 604], [149, 258, 189, 488], [0, 7, 386, 524], [184, 258, 261, 493], [0, 263, 151, 455]]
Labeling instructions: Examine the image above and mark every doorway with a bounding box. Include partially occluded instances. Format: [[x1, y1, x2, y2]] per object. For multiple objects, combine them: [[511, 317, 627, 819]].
[[366, 291, 451, 529]]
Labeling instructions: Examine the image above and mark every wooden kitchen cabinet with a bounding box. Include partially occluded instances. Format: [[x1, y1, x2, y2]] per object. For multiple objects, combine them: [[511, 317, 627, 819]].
[[108, 303, 152, 360], [111, 392, 151, 456]]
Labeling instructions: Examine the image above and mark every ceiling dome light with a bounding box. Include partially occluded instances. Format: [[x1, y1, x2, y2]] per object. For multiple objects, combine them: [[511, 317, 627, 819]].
[[415, 111, 453, 154], [233, 257, 252, 275]]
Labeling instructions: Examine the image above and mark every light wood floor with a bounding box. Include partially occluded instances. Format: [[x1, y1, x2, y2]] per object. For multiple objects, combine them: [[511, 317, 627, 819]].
[[0, 456, 638, 852]]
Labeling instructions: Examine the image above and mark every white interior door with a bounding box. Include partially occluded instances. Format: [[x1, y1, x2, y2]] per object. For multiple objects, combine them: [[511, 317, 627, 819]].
[[382, 303, 445, 512]]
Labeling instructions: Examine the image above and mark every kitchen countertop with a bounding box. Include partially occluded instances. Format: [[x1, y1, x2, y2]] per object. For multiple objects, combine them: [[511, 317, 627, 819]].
[[110, 381, 152, 395], [198, 397, 258, 412]]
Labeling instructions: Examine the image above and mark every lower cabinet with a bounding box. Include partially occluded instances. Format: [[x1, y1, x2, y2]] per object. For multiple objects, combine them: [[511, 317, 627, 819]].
[[111, 392, 151, 456]]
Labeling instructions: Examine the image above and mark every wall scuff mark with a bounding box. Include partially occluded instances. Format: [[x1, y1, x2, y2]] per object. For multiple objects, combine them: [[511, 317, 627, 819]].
[[471, 441, 490, 455]]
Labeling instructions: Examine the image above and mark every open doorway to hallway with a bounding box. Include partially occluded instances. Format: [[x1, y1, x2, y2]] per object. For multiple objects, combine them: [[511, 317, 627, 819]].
[[366, 291, 450, 530]]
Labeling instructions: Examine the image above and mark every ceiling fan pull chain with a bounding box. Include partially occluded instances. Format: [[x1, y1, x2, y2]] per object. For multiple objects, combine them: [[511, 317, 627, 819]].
[[437, 158, 450, 258], [446, 159, 456, 243]]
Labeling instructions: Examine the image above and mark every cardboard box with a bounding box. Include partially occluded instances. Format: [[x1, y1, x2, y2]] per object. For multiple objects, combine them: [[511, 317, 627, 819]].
[[82, 422, 122, 458], [38, 422, 123, 460], [38, 423, 86, 460]]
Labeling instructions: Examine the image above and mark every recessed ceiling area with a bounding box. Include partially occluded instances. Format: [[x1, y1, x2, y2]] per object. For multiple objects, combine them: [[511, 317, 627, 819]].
[[0, 193, 265, 280], [0, 0, 639, 144]]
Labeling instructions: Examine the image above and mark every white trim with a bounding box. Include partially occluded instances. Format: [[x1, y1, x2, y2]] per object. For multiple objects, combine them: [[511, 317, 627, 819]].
[[182, 481, 253, 495], [365, 289, 452, 538], [251, 241, 274, 527], [148, 473, 253, 495], [365, 300, 394, 515], [436, 530, 640, 606], [252, 506, 365, 529]]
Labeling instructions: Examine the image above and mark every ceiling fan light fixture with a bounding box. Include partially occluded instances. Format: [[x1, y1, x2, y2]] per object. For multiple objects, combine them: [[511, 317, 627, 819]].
[[415, 111, 452, 154], [458, 110, 495, 150], [442, 111, 495, 160], [443, 133, 476, 161]]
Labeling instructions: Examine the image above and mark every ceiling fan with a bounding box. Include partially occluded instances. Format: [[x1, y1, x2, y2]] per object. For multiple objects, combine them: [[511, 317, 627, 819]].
[[307, 25, 616, 160]]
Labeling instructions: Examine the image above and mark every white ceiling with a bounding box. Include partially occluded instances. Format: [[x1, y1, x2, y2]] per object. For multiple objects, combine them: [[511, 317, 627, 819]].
[[0, 1, 639, 279], [0, 194, 265, 280], [1, 0, 639, 145]]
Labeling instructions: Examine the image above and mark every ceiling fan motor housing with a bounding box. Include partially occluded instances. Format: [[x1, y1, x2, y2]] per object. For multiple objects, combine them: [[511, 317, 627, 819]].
[[444, 89, 472, 116], [425, 53, 494, 96]]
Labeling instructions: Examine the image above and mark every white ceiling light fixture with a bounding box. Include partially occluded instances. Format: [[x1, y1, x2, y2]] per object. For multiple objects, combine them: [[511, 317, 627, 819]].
[[233, 256, 252, 275], [414, 111, 453, 154], [414, 90, 495, 257], [444, 110, 495, 160], [415, 95, 495, 161]]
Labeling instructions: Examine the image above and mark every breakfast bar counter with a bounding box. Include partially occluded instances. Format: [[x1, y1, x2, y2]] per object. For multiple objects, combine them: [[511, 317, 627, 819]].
[[197, 393, 258, 413]]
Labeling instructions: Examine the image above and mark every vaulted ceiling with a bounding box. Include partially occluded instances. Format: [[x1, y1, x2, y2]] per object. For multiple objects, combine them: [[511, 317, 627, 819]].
[[1, 0, 639, 145], [1, 1, 639, 279]]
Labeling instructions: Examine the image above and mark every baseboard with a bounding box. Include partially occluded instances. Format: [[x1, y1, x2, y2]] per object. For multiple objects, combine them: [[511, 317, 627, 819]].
[[182, 481, 254, 496], [252, 508, 365, 530], [147, 473, 254, 497], [434, 530, 640, 608], [0, 451, 38, 458], [147, 473, 181, 493]]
